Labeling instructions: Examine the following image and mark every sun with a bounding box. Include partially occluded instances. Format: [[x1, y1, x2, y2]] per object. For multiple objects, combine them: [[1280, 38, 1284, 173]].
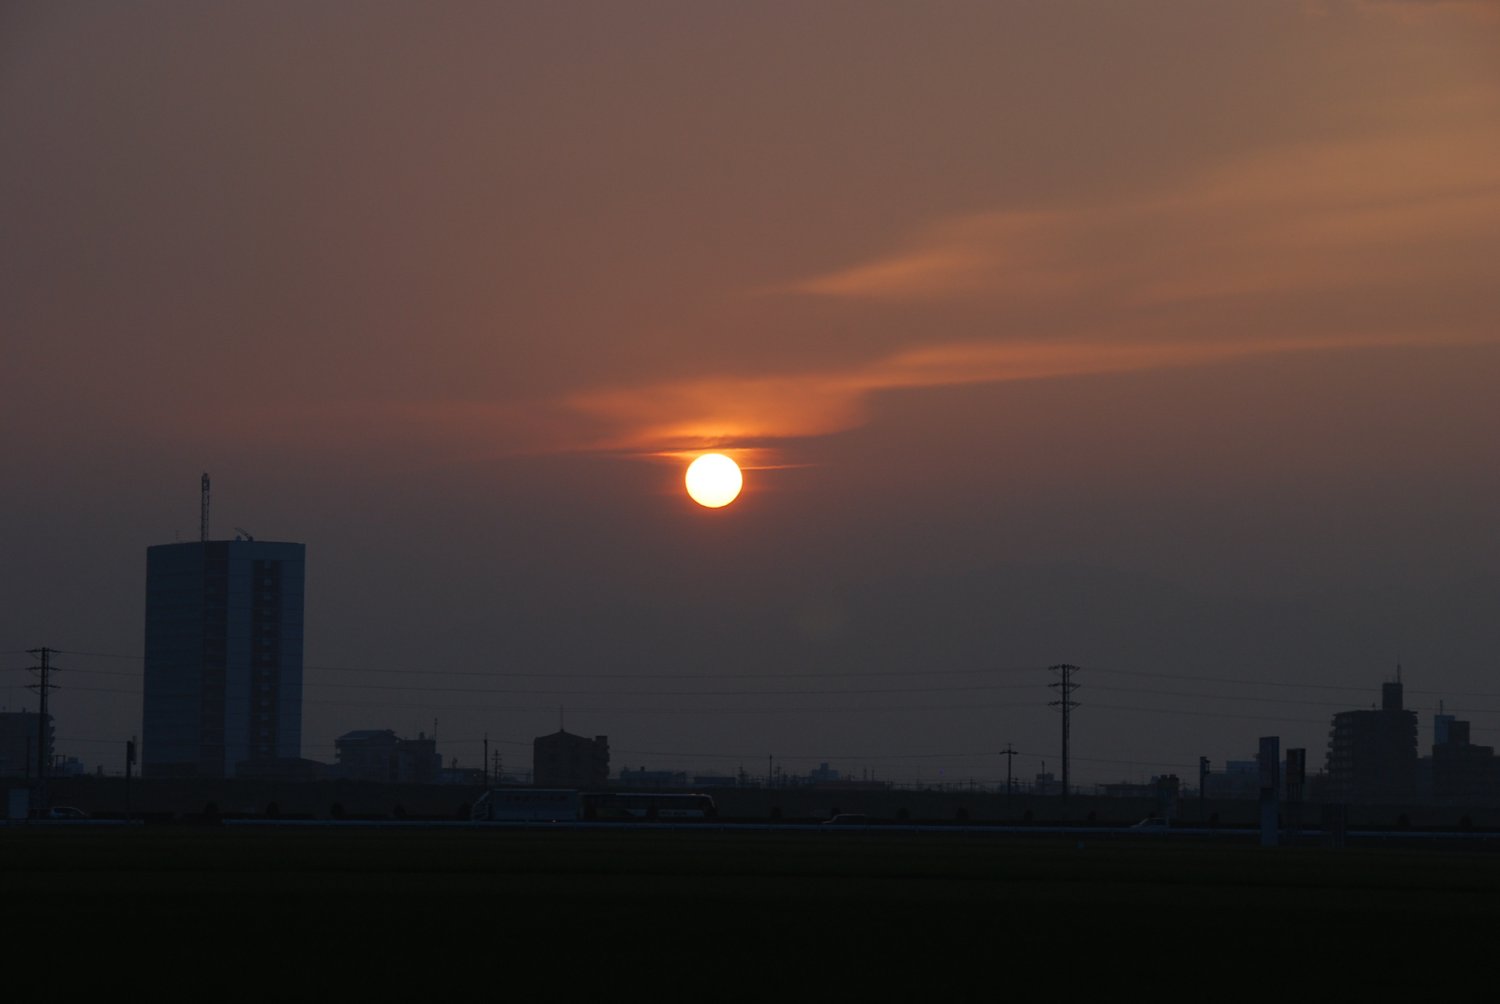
[[684, 453, 743, 508]]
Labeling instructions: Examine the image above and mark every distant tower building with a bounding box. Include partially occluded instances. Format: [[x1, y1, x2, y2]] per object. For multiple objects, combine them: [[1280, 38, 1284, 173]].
[[142, 538, 305, 777], [1434, 704, 1455, 748], [1430, 706, 1500, 801], [1325, 674, 1418, 803], [533, 731, 609, 789]]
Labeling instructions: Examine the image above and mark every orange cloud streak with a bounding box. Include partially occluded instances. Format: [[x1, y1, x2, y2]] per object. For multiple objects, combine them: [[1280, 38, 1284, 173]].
[[566, 330, 1457, 456]]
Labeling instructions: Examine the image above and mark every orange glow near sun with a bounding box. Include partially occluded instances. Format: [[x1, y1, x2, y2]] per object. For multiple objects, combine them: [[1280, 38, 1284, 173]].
[[685, 453, 743, 508]]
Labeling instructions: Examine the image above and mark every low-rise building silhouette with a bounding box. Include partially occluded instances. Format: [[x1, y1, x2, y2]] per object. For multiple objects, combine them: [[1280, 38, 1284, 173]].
[[533, 730, 609, 789], [335, 729, 441, 783], [618, 767, 688, 787], [1203, 758, 1262, 800]]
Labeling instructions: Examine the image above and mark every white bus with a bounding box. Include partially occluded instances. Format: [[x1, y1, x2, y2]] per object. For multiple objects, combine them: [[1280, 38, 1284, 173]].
[[471, 788, 581, 822]]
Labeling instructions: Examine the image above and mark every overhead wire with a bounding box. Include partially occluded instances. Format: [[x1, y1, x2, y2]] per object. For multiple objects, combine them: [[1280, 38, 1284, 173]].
[[19, 648, 1500, 784]]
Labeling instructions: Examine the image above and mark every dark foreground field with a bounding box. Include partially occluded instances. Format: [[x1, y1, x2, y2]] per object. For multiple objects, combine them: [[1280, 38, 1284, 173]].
[[8, 826, 1499, 987]]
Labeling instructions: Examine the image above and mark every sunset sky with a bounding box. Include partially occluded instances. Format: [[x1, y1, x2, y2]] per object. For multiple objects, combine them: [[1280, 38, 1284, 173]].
[[3, 1, 1497, 787]]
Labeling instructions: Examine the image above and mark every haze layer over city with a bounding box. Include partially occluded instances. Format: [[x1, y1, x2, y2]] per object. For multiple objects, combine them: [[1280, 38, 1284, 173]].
[[3, 2, 1497, 789]]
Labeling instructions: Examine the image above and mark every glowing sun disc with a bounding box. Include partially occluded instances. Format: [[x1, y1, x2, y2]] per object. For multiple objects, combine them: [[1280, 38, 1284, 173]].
[[685, 453, 743, 508]]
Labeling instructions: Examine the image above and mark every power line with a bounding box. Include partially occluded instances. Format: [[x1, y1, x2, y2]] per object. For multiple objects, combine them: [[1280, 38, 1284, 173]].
[[50, 649, 1054, 680], [298, 680, 1046, 698], [23, 663, 1419, 708], [1085, 683, 1354, 710], [36, 647, 1500, 704], [30, 644, 1500, 784], [36, 673, 1500, 728]]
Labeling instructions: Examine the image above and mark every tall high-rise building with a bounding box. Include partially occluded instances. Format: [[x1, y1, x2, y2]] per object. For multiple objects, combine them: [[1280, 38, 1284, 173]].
[[142, 539, 305, 777]]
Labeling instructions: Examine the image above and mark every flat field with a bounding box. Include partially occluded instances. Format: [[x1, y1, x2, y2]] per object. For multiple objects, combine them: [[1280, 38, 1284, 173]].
[[7, 826, 1497, 986]]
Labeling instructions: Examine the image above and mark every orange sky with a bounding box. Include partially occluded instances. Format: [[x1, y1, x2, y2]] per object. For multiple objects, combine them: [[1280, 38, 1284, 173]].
[[2, 2, 1497, 784]]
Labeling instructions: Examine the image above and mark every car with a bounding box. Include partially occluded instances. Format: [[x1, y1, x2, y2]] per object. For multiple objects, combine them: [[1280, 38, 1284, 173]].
[[44, 806, 88, 820], [822, 813, 871, 825], [1129, 817, 1170, 830]]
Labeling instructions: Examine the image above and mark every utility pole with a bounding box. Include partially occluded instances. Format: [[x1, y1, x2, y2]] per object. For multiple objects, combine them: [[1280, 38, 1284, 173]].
[[483, 733, 490, 786], [1199, 756, 1210, 822], [1048, 664, 1080, 802], [27, 647, 59, 812], [1001, 744, 1017, 805]]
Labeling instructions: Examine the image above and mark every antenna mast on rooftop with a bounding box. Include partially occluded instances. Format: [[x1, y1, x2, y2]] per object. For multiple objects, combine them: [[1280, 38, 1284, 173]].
[[200, 473, 210, 542]]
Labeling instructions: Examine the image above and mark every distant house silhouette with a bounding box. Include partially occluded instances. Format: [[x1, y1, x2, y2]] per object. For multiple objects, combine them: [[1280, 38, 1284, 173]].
[[335, 729, 441, 783], [533, 730, 609, 789]]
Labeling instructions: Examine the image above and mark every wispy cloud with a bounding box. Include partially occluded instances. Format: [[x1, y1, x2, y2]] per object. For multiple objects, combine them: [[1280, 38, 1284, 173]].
[[786, 211, 1081, 301], [789, 128, 1500, 309]]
